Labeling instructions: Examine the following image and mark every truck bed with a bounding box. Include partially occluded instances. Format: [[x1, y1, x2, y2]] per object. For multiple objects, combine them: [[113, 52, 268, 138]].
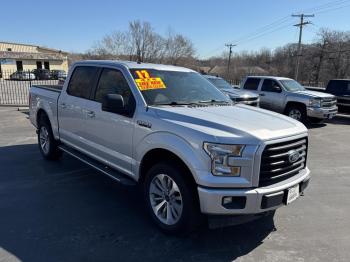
[[29, 85, 62, 138], [33, 85, 63, 92]]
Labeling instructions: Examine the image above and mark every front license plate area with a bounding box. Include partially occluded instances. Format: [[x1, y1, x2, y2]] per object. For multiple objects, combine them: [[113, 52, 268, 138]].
[[328, 113, 336, 119], [285, 184, 300, 205]]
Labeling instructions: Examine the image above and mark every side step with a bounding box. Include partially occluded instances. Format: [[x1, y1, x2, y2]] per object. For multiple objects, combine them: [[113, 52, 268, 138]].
[[58, 145, 136, 186]]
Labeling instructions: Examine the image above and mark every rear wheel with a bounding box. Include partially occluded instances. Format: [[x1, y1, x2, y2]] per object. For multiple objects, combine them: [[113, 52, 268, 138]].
[[37, 115, 62, 160], [144, 162, 201, 234], [285, 104, 307, 123]]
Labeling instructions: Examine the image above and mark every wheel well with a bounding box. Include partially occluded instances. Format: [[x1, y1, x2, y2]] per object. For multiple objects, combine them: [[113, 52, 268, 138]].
[[284, 102, 306, 114], [36, 109, 49, 126], [139, 148, 196, 186]]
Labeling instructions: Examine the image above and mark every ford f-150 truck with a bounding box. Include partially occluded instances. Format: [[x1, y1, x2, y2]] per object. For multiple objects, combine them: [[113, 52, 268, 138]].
[[203, 75, 260, 107], [241, 76, 338, 123], [29, 61, 310, 233]]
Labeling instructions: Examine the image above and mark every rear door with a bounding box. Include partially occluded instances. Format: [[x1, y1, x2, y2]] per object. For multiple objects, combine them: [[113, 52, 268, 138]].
[[82, 67, 136, 175], [242, 77, 261, 94], [58, 66, 100, 151], [259, 79, 284, 112]]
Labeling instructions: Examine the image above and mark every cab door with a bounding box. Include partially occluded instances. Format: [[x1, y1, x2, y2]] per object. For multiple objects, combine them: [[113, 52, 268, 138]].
[[82, 67, 136, 175], [259, 79, 285, 112], [58, 66, 100, 151]]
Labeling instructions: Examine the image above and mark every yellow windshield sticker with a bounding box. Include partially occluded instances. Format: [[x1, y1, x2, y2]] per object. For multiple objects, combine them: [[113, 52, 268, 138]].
[[135, 78, 166, 91], [134, 70, 166, 91]]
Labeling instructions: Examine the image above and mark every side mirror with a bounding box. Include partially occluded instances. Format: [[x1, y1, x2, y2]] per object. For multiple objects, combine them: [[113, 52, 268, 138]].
[[102, 94, 125, 114], [272, 85, 282, 93]]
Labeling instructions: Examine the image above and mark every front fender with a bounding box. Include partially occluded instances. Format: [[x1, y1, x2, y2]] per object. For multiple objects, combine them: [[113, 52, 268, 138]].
[[134, 131, 209, 183]]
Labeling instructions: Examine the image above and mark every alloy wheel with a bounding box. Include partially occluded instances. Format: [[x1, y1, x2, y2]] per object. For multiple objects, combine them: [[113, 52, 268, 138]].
[[149, 174, 183, 225], [39, 126, 50, 154]]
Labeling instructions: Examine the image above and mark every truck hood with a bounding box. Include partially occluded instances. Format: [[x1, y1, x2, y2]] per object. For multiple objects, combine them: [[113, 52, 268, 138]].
[[221, 88, 259, 99], [153, 104, 306, 142], [294, 90, 334, 99]]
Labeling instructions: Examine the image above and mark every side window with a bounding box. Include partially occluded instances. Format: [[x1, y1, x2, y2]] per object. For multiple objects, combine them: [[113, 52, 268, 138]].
[[67, 66, 99, 99], [261, 79, 281, 92], [243, 78, 260, 90], [95, 68, 135, 116]]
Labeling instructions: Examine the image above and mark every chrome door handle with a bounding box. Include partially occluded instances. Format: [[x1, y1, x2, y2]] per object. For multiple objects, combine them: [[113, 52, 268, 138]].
[[86, 110, 95, 118]]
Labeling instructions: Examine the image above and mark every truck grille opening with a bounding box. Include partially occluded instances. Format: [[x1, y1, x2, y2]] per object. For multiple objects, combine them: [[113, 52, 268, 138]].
[[321, 98, 337, 108], [259, 137, 308, 187]]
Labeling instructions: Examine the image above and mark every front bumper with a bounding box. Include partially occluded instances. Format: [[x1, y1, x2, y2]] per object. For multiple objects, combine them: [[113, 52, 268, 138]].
[[307, 106, 338, 119], [197, 167, 310, 215]]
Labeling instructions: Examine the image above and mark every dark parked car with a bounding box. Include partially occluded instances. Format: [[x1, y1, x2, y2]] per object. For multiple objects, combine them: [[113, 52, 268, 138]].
[[32, 69, 51, 80], [325, 79, 350, 111], [10, 71, 35, 80], [50, 70, 67, 80]]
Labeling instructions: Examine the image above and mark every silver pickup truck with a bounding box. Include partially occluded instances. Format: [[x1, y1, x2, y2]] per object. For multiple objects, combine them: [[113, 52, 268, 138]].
[[241, 76, 338, 123], [29, 61, 310, 233], [203, 75, 260, 107]]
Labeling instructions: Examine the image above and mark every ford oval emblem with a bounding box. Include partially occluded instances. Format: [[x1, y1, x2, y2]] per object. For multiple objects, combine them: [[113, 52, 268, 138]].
[[288, 150, 300, 163]]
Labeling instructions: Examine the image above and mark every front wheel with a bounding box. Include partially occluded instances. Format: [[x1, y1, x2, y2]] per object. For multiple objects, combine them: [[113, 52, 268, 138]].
[[285, 105, 307, 123], [144, 162, 201, 234]]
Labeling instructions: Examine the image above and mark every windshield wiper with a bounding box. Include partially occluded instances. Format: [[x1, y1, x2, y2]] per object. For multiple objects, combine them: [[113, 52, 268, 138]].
[[198, 99, 230, 104], [153, 101, 201, 106]]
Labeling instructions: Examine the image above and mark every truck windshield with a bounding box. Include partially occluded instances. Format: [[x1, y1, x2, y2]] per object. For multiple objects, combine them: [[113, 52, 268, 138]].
[[280, 80, 305, 92], [130, 69, 230, 106], [208, 78, 232, 90]]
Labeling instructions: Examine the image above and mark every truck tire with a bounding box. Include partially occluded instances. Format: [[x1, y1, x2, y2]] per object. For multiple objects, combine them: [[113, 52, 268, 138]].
[[144, 162, 201, 234], [285, 104, 307, 123], [37, 115, 62, 160]]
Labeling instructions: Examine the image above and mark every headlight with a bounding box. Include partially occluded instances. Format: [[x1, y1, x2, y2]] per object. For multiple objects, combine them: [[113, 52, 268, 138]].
[[309, 98, 321, 108], [203, 143, 245, 176]]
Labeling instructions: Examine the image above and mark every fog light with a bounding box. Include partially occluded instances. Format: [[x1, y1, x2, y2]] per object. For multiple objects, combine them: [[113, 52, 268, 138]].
[[222, 196, 246, 209]]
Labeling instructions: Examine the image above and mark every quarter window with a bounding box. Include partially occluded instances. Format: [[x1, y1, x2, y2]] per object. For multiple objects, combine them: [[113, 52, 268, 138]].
[[67, 66, 99, 99], [243, 78, 260, 90]]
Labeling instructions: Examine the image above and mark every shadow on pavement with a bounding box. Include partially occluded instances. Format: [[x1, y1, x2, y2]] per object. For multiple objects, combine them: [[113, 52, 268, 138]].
[[0, 144, 275, 262]]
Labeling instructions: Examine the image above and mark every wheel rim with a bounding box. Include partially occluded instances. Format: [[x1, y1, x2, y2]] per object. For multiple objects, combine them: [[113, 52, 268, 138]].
[[289, 109, 302, 120], [39, 126, 50, 154], [149, 174, 183, 226]]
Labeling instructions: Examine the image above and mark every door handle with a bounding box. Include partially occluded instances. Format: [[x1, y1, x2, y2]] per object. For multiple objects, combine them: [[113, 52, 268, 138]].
[[259, 93, 266, 96], [60, 103, 67, 109], [86, 110, 95, 118]]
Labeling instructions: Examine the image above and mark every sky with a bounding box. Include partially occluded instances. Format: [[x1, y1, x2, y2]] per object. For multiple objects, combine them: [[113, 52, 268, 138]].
[[1, 0, 350, 58]]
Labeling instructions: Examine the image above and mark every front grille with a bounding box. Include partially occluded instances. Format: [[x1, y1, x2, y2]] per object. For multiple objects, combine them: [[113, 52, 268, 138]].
[[259, 137, 308, 187], [337, 98, 350, 105], [321, 98, 337, 108]]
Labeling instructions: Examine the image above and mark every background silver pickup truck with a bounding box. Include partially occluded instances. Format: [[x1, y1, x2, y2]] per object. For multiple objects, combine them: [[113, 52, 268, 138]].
[[203, 75, 260, 107], [29, 61, 310, 233], [241, 76, 338, 123]]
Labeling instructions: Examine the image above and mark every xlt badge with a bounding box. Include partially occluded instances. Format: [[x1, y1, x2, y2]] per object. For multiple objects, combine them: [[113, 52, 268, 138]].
[[137, 120, 152, 128]]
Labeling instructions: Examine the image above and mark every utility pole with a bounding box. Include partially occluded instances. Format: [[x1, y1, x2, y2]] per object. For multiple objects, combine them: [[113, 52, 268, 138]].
[[225, 44, 236, 78], [292, 13, 314, 80]]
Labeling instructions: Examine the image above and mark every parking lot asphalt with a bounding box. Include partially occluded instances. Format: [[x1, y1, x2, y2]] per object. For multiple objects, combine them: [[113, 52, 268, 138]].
[[0, 106, 349, 262]]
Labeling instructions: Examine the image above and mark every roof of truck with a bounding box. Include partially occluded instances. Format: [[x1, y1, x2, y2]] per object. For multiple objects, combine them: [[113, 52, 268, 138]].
[[245, 76, 293, 81], [74, 60, 194, 72]]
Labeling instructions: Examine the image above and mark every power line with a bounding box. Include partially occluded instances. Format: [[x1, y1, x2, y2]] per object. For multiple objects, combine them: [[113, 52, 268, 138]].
[[292, 13, 314, 80], [301, 0, 350, 13]]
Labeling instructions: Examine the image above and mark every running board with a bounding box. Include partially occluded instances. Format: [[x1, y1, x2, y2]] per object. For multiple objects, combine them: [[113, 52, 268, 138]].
[[58, 145, 136, 186]]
